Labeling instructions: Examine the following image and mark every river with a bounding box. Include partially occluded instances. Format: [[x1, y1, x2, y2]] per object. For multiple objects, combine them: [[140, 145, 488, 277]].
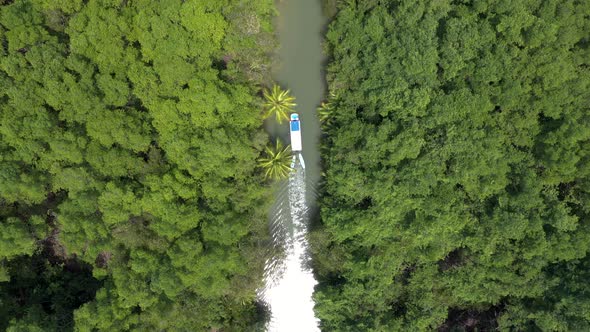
[[258, 0, 326, 331], [273, 0, 324, 191]]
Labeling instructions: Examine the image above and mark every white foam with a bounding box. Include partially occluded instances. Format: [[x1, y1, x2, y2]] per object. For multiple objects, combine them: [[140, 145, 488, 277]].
[[259, 163, 320, 332]]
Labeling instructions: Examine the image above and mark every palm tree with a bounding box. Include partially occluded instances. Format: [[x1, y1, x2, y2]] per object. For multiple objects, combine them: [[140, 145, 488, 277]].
[[317, 101, 332, 125], [317, 90, 339, 128], [263, 85, 296, 124], [257, 140, 292, 180]]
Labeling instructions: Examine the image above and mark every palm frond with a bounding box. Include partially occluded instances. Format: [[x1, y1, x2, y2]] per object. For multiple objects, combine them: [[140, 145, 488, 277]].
[[257, 140, 292, 180], [262, 85, 297, 124]]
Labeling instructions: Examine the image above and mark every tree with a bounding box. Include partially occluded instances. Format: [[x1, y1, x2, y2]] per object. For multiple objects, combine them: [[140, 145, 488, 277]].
[[317, 102, 332, 126], [262, 84, 296, 124], [257, 139, 292, 180]]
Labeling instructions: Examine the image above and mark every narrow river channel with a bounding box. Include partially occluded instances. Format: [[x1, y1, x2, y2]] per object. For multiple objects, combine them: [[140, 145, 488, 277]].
[[258, 0, 326, 331]]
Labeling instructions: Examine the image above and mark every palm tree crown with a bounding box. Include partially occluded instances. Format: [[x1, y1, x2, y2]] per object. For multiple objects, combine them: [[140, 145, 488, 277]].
[[317, 90, 339, 129], [257, 140, 292, 180], [263, 85, 296, 124], [317, 101, 332, 125]]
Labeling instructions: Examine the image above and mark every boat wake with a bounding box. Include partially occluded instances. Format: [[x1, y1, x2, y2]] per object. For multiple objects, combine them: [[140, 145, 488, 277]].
[[259, 157, 320, 332]]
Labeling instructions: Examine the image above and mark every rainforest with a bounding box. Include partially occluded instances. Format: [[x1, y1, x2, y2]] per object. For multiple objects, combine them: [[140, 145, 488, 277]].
[[0, 0, 275, 330], [312, 0, 590, 331], [1, 0, 589, 331]]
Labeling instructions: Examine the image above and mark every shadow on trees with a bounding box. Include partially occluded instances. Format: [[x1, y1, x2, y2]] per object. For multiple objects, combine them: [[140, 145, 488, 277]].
[[0, 253, 102, 331]]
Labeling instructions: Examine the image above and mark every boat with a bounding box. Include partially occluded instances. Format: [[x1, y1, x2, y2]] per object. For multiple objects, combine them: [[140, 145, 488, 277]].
[[290, 113, 302, 152]]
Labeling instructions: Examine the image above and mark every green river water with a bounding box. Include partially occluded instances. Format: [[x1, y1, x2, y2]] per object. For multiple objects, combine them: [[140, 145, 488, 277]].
[[260, 0, 327, 330], [274, 0, 325, 193]]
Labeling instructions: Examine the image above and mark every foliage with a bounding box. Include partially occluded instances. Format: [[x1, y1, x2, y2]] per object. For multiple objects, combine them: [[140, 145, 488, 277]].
[[317, 91, 339, 129], [0, 0, 275, 330], [258, 140, 292, 180], [312, 0, 590, 331], [263, 84, 297, 124], [317, 102, 332, 126], [0, 254, 102, 332]]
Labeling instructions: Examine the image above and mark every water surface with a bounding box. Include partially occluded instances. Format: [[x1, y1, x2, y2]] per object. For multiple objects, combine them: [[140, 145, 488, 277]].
[[259, 0, 326, 331], [274, 0, 324, 191]]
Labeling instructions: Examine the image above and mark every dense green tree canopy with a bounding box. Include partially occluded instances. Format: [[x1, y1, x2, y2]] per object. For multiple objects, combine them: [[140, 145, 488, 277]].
[[312, 0, 590, 330], [0, 0, 275, 330]]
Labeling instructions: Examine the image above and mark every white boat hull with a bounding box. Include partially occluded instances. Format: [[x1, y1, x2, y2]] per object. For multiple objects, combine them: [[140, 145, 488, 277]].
[[290, 113, 302, 152]]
